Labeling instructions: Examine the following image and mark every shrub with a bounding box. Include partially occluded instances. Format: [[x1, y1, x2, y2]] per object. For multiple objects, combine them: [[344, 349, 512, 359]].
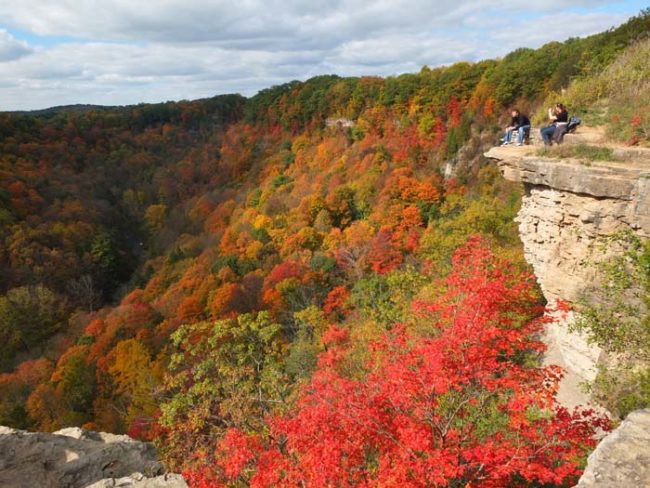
[[574, 233, 650, 418]]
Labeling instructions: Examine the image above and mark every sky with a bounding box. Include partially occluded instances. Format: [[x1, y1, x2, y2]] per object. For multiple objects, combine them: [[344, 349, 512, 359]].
[[0, 0, 646, 111]]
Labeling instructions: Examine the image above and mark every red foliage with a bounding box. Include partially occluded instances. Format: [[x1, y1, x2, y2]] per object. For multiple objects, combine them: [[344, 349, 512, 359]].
[[185, 238, 609, 488], [404, 228, 421, 252], [0, 358, 53, 388], [128, 418, 151, 441], [391, 125, 422, 163], [432, 116, 447, 147], [369, 229, 402, 274], [448, 97, 462, 128], [555, 298, 573, 314], [316, 324, 350, 369], [265, 260, 306, 288], [483, 96, 496, 119], [322, 286, 350, 318]]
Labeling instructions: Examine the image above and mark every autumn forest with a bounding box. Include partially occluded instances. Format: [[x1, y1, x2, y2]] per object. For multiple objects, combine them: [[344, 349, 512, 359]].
[[1, 10, 649, 487]]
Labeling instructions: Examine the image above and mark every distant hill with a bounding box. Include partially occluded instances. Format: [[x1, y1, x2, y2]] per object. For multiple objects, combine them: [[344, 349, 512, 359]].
[[8, 104, 116, 116]]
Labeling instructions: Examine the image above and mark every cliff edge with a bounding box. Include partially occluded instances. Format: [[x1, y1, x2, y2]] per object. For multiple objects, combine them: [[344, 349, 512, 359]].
[[486, 144, 650, 301]]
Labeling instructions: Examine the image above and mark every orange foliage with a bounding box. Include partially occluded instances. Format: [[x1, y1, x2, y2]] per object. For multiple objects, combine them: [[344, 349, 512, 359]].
[[208, 283, 242, 319]]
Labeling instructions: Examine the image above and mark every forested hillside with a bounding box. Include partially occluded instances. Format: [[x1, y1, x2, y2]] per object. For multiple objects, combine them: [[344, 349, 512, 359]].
[[0, 10, 648, 487], [0, 96, 245, 371]]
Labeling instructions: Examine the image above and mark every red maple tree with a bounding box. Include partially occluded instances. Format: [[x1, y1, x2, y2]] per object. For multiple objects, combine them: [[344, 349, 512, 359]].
[[179, 238, 610, 487]]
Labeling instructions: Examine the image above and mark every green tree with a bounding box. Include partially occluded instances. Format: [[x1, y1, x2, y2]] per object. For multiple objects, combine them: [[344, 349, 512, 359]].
[[0, 285, 68, 371], [158, 311, 290, 470]]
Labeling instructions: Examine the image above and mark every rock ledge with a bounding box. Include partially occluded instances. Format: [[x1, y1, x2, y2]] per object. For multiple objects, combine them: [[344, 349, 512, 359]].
[[485, 146, 650, 407]]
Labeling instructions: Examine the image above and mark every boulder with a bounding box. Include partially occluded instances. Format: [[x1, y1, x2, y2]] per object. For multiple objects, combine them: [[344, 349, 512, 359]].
[[0, 426, 186, 488], [575, 409, 650, 487]]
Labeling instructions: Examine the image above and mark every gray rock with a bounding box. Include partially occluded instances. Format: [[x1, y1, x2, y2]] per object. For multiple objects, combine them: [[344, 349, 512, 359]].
[[86, 473, 188, 488], [575, 409, 650, 487], [0, 426, 186, 488]]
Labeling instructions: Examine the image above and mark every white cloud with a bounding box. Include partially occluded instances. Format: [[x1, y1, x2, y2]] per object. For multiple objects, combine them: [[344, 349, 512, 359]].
[[489, 11, 628, 49], [0, 29, 32, 61], [0, 0, 639, 110], [0, 1, 618, 46]]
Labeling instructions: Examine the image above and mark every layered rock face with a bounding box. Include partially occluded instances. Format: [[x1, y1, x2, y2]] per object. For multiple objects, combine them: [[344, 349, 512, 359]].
[[0, 426, 187, 488], [485, 145, 650, 407], [491, 149, 650, 303]]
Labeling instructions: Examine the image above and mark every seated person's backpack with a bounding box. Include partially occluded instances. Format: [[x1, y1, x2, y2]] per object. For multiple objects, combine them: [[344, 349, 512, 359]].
[[553, 123, 568, 144], [554, 116, 581, 144], [566, 116, 581, 133]]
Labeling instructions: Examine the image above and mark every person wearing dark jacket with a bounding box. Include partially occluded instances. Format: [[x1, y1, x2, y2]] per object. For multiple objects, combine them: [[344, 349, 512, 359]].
[[501, 109, 531, 146], [540, 103, 568, 145]]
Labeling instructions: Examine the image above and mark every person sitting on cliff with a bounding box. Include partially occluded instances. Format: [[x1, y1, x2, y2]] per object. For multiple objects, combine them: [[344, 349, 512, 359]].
[[501, 109, 531, 147], [540, 103, 568, 145]]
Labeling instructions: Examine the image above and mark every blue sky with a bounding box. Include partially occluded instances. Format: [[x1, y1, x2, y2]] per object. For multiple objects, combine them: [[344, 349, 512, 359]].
[[0, 0, 646, 110]]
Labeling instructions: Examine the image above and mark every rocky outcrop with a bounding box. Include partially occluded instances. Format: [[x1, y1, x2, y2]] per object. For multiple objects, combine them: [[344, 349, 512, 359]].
[[575, 409, 650, 487], [0, 426, 187, 488], [486, 142, 650, 487], [485, 144, 650, 407], [325, 117, 355, 128], [86, 474, 188, 488]]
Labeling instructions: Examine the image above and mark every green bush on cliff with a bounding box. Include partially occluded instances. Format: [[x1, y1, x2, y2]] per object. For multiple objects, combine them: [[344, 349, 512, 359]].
[[574, 233, 650, 418]]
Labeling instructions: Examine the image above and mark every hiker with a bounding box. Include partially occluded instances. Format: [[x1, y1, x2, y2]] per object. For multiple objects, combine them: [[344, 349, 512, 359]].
[[501, 109, 531, 146], [540, 103, 568, 145]]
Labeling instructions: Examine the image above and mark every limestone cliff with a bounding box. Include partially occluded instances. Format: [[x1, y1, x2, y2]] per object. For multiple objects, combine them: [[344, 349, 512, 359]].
[[0, 426, 187, 488], [485, 139, 650, 486], [484, 142, 650, 406]]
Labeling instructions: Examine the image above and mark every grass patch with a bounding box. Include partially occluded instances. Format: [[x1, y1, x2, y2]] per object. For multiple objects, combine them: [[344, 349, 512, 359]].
[[536, 143, 616, 162]]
